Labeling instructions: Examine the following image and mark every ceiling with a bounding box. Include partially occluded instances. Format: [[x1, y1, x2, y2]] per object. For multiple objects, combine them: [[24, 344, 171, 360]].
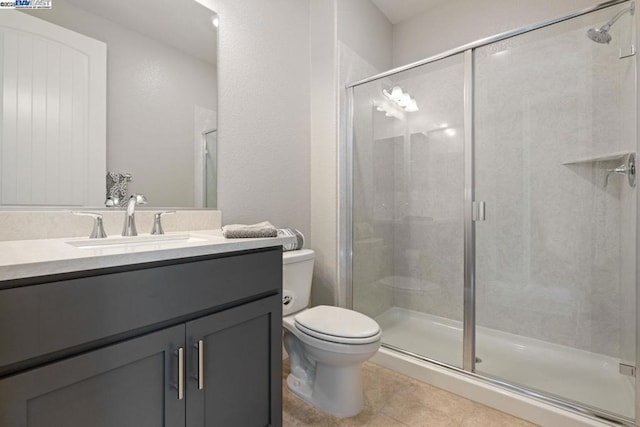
[[370, 0, 448, 24], [65, 0, 217, 65]]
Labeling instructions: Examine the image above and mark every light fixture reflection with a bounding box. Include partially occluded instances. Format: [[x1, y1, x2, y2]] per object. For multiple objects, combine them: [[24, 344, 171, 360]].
[[382, 86, 419, 112], [212, 16, 219, 27], [373, 99, 405, 121]]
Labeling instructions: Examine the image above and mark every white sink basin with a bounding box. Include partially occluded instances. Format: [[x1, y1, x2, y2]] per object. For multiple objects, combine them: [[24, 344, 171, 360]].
[[66, 234, 207, 249]]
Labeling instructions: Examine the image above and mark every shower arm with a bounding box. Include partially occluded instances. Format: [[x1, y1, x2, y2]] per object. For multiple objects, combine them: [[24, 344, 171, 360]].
[[600, 3, 635, 32]]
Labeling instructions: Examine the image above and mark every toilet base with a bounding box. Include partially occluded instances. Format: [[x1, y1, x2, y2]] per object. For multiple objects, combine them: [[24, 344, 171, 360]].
[[286, 362, 364, 418]]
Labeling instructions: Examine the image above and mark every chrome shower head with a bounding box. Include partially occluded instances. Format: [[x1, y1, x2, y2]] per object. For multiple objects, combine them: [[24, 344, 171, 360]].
[[587, 3, 635, 44], [587, 27, 612, 44]]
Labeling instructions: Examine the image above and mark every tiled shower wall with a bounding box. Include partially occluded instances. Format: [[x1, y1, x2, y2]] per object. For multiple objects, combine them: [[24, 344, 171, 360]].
[[352, 7, 636, 358]]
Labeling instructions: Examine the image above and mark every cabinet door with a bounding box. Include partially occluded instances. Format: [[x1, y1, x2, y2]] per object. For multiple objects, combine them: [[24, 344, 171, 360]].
[[186, 295, 282, 427], [0, 325, 186, 427]]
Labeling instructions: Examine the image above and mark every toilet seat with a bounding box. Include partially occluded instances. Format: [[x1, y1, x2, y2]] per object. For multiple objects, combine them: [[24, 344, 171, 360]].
[[294, 306, 381, 345]]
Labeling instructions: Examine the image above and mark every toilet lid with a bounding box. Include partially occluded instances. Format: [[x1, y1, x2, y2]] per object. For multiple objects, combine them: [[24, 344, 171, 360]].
[[294, 306, 381, 344]]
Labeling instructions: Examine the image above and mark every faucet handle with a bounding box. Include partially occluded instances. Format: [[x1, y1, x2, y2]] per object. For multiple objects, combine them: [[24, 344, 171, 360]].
[[104, 196, 120, 207], [72, 211, 107, 239], [151, 211, 176, 235], [130, 194, 148, 204]]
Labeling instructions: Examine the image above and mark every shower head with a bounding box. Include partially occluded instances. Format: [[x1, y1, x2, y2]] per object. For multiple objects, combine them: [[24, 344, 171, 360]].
[[587, 27, 612, 44], [587, 3, 635, 44]]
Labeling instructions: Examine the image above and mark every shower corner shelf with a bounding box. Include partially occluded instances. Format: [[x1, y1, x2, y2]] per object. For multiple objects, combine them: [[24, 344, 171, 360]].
[[561, 152, 633, 165]]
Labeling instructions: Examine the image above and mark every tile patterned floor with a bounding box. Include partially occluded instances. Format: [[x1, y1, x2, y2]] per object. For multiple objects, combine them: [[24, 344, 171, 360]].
[[283, 360, 538, 427]]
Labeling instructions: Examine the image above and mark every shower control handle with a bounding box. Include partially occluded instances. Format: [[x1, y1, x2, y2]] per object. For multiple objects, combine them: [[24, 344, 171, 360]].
[[604, 153, 636, 187]]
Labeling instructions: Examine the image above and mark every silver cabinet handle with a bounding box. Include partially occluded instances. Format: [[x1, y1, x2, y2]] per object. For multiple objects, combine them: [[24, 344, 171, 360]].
[[198, 340, 204, 390], [192, 340, 204, 390], [177, 347, 185, 400]]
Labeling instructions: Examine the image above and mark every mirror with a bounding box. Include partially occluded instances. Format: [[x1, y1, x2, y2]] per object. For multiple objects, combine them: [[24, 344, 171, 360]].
[[0, 0, 218, 208]]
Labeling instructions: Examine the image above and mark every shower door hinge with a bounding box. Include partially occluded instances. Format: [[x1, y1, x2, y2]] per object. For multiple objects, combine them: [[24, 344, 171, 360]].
[[472, 201, 486, 221], [619, 45, 636, 59], [619, 363, 636, 377]]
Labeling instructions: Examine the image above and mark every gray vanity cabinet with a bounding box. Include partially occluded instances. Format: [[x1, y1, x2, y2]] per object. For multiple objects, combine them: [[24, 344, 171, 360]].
[[0, 325, 186, 427], [0, 247, 283, 427], [186, 295, 282, 427]]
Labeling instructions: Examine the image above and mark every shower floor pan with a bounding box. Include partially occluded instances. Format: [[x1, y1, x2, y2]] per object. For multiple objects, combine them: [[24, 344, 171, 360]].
[[375, 307, 635, 419]]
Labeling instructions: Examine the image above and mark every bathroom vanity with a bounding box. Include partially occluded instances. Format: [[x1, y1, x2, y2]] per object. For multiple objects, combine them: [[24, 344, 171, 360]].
[[0, 232, 291, 426]]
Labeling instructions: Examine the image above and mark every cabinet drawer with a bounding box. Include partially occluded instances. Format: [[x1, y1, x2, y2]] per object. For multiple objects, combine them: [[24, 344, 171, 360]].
[[0, 248, 282, 370]]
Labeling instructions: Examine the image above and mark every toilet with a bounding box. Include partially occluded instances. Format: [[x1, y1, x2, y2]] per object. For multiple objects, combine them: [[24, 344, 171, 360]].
[[282, 249, 381, 418]]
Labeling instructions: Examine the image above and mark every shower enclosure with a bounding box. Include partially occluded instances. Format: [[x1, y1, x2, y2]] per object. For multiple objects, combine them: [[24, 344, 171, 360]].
[[346, 1, 637, 424]]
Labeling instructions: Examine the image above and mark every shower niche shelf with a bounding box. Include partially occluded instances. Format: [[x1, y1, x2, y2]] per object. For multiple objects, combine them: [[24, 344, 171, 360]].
[[561, 151, 633, 165]]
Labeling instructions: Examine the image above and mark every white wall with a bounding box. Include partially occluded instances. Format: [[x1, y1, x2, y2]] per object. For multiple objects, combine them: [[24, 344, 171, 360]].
[[192, 0, 394, 308], [392, 0, 598, 67], [28, 0, 217, 207], [337, 0, 393, 73], [196, 0, 311, 237], [305, 0, 393, 307], [309, 0, 339, 306]]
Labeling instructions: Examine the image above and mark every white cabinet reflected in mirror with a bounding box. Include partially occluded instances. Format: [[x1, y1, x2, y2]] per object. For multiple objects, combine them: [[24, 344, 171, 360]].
[[0, 0, 218, 208], [0, 10, 106, 206]]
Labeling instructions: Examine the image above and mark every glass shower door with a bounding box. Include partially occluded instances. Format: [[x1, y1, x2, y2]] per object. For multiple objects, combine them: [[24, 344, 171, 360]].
[[351, 54, 466, 367], [203, 129, 217, 208], [474, 2, 636, 419]]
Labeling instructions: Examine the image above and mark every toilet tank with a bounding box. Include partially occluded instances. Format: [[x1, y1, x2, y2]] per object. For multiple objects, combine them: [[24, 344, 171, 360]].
[[282, 249, 314, 316]]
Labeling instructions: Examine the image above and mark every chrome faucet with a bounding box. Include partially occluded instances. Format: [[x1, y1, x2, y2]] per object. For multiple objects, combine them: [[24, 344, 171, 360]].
[[122, 194, 148, 236]]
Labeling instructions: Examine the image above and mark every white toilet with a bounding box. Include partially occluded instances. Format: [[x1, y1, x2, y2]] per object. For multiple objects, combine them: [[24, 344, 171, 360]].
[[282, 249, 381, 418]]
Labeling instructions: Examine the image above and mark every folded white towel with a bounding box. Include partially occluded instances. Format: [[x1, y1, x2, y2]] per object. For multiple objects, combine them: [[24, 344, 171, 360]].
[[277, 228, 304, 251], [222, 221, 278, 238]]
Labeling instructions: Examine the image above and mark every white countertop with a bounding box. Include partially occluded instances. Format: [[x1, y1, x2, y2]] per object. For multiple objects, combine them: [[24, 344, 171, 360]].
[[0, 230, 295, 283]]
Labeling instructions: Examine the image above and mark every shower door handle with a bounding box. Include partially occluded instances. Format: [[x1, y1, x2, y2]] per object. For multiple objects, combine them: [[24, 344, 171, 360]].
[[473, 201, 486, 221]]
